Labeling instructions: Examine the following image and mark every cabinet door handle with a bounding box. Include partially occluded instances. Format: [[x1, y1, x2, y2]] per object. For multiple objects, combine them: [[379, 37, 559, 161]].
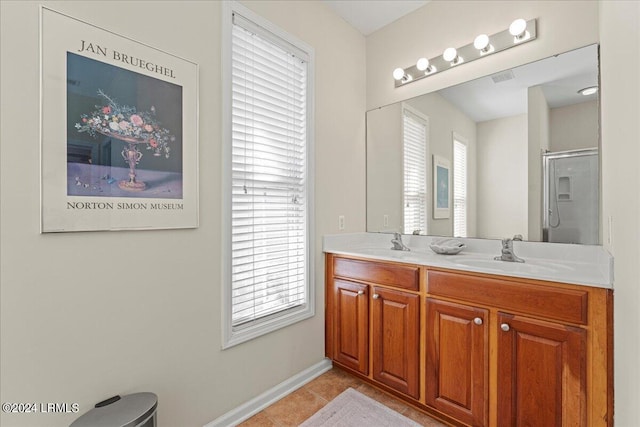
[[357, 290, 364, 296], [501, 323, 510, 332], [473, 317, 483, 325], [372, 294, 380, 299]]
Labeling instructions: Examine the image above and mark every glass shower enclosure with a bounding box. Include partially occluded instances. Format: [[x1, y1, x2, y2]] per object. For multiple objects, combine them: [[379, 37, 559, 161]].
[[542, 148, 599, 245]]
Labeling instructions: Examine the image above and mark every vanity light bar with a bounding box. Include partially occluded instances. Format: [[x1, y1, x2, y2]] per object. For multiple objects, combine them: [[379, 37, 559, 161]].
[[394, 18, 537, 88]]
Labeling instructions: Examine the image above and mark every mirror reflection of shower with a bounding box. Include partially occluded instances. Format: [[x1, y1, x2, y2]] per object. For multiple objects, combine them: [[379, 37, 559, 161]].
[[542, 149, 599, 244]]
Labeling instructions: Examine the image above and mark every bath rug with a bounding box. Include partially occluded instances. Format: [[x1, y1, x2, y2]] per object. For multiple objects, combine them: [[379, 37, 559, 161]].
[[299, 387, 422, 426]]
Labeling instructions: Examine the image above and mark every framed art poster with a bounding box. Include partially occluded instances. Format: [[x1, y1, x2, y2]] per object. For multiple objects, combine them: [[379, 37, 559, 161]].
[[40, 7, 198, 232], [433, 155, 450, 219]]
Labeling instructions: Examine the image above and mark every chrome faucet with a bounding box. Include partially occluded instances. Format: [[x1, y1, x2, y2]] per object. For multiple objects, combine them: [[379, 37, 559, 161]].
[[391, 232, 410, 251], [494, 235, 524, 262]]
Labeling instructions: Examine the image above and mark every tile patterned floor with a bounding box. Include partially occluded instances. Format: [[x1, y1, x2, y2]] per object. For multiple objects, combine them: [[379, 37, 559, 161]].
[[237, 368, 447, 426]]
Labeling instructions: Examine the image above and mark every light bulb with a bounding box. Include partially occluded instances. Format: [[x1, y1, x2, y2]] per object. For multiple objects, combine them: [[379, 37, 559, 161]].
[[443, 47, 457, 62], [578, 86, 598, 96], [393, 67, 405, 81], [474, 34, 490, 51], [509, 18, 527, 37], [416, 57, 429, 71]]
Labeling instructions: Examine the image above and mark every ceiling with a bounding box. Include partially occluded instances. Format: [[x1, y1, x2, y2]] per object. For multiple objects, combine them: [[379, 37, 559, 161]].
[[438, 44, 599, 122], [323, 0, 430, 35]]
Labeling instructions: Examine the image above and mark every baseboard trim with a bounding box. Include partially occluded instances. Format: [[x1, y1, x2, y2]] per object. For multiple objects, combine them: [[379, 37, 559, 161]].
[[204, 358, 333, 427]]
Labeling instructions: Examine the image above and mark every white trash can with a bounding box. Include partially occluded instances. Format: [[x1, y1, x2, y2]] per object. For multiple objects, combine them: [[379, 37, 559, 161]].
[[70, 393, 157, 427]]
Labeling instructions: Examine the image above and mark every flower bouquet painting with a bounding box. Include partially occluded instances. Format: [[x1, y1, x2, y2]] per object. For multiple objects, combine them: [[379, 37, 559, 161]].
[[75, 90, 175, 192], [66, 52, 183, 199]]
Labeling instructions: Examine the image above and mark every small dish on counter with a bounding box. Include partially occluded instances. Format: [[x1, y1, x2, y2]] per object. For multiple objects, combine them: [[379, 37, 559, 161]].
[[429, 238, 466, 255]]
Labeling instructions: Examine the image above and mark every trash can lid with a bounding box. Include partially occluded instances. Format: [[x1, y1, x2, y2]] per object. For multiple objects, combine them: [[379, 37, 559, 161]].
[[70, 392, 157, 427]]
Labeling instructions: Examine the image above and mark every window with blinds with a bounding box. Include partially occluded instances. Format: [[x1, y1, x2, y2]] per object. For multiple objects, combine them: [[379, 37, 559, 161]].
[[403, 108, 428, 235], [453, 136, 468, 237], [227, 9, 312, 341]]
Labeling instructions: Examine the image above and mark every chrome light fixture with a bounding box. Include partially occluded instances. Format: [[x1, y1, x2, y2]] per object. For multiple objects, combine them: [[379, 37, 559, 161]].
[[393, 18, 537, 88]]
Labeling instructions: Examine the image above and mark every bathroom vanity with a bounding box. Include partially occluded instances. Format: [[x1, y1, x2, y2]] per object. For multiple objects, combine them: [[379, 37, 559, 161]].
[[324, 233, 613, 427]]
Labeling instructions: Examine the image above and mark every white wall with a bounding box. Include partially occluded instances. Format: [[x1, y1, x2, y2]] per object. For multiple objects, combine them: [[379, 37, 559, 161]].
[[599, 2, 640, 425], [550, 100, 599, 152], [0, 1, 366, 426], [477, 114, 528, 239], [366, 103, 403, 232]]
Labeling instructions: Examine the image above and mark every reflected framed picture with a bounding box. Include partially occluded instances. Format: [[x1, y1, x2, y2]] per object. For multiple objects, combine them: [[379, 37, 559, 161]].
[[433, 155, 450, 219], [40, 7, 198, 232]]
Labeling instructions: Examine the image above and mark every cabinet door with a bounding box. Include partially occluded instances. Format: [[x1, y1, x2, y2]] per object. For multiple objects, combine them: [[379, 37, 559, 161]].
[[372, 286, 420, 399], [425, 299, 488, 426], [497, 312, 586, 427], [333, 279, 369, 374]]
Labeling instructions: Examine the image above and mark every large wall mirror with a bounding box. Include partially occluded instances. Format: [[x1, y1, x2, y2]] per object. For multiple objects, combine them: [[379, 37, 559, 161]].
[[367, 44, 600, 244]]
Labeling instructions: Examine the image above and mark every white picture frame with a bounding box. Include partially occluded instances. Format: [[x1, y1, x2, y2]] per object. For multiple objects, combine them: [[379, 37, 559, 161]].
[[40, 7, 199, 232], [433, 155, 450, 219]]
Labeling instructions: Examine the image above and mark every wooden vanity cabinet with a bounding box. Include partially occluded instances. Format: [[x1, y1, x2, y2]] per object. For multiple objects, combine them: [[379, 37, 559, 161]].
[[326, 254, 612, 427], [326, 255, 421, 399], [428, 269, 610, 427]]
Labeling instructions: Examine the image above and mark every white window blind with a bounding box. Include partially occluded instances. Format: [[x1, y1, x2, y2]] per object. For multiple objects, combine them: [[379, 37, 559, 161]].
[[403, 108, 427, 235], [230, 13, 309, 329], [453, 137, 467, 237]]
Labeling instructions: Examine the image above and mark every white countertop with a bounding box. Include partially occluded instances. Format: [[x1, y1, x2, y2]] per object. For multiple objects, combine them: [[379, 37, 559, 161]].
[[323, 233, 613, 289]]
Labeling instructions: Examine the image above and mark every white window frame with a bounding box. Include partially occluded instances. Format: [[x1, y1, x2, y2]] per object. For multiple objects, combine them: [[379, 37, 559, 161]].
[[453, 132, 468, 238], [221, 1, 315, 349], [401, 104, 429, 235]]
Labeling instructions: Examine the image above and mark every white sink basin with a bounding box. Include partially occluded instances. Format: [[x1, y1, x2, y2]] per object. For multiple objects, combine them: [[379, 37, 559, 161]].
[[353, 248, 447, 265], [355, 248, 422, 260], [453, 257, 574, 275], [351, 249, 574, 277]]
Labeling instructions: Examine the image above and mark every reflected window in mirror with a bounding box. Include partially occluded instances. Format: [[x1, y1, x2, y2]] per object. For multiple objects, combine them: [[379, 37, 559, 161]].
[[453, 134, 468, 237], [403, 106, 429, 235]]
